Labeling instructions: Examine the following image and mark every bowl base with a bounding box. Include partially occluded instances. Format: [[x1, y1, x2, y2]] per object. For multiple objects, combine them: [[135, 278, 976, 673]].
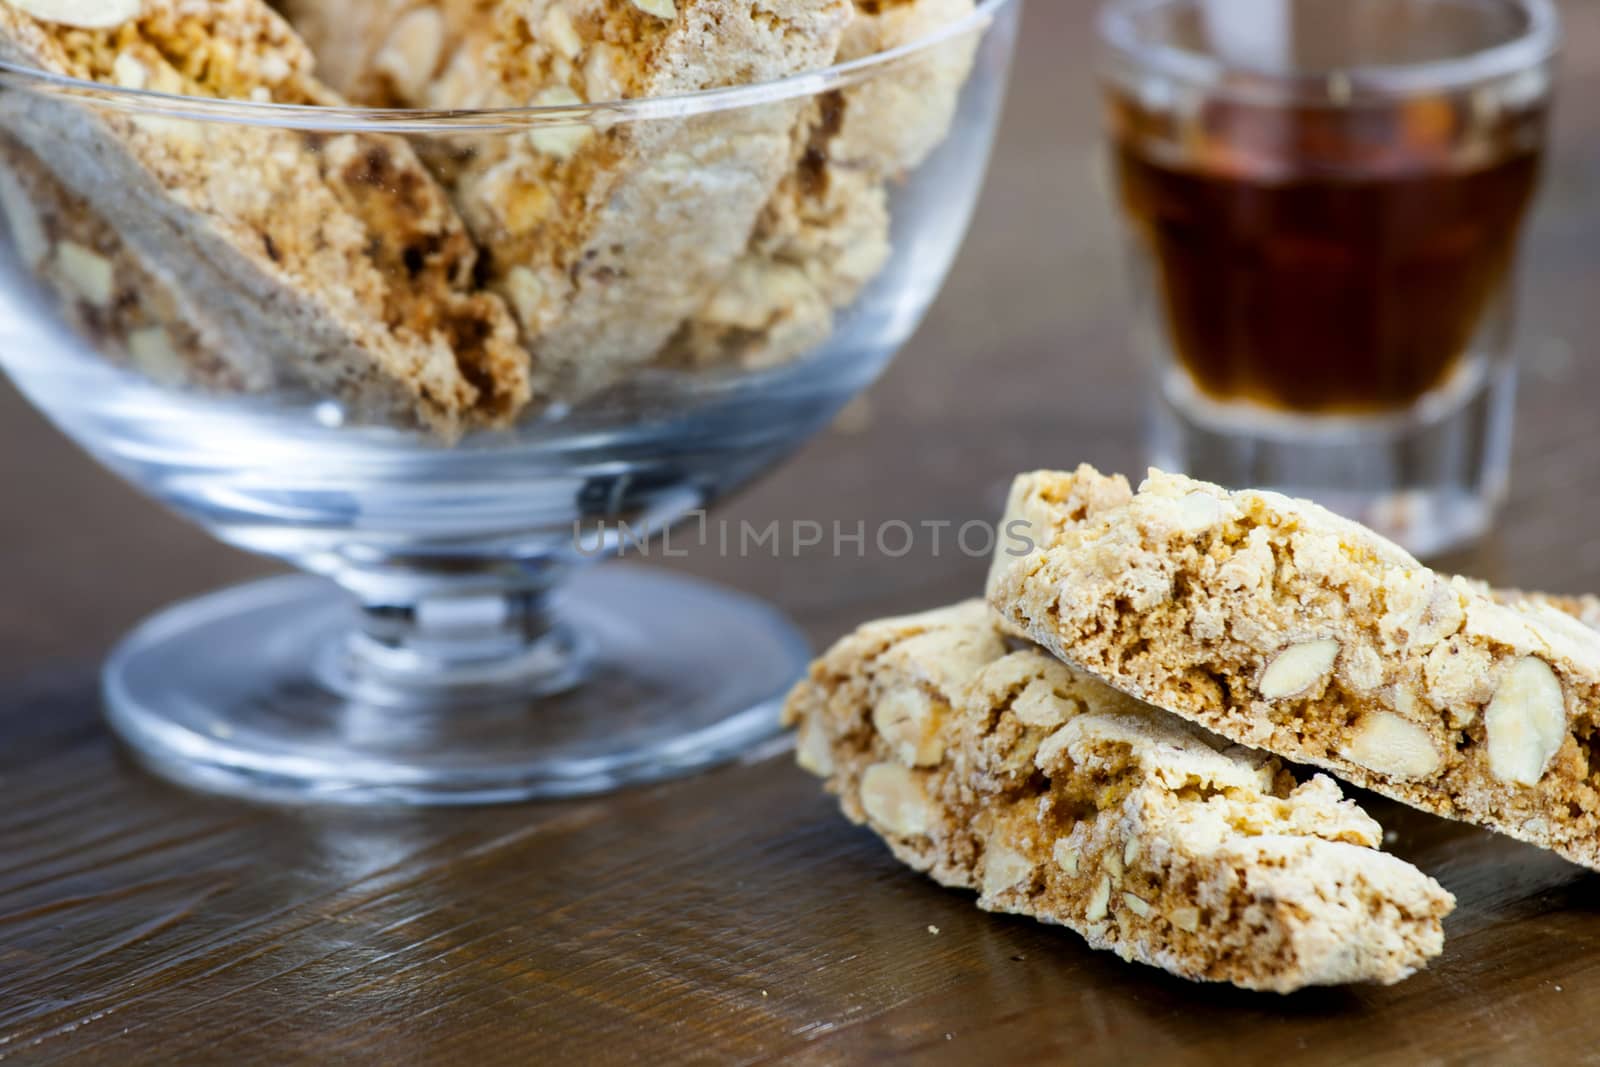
[[103, 567, 808, 806]]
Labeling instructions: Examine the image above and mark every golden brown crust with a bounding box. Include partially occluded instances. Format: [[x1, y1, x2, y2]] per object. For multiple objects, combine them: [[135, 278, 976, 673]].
[[786, 600, 1454, 992]]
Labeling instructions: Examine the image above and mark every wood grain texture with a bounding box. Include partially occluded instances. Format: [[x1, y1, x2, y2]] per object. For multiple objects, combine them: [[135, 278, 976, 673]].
[[7, 1, 1600, 1063]]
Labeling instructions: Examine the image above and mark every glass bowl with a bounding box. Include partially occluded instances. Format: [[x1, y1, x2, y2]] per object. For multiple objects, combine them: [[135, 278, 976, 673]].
[[0, 0, 1021, 804]]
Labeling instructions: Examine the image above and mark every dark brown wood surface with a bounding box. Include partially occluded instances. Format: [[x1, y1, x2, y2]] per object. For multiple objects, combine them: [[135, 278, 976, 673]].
[[6, 3, 1600, 1063]]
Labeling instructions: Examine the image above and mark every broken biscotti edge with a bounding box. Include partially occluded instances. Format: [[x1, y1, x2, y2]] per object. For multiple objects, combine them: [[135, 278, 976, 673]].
[[783, 600, 1454, 992], [0, 0, 531, 439], [988, 465, 1600, 872]]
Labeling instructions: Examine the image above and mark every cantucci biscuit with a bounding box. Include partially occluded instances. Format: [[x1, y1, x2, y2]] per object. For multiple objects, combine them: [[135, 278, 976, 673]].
[[662, 0, 977, 370], [0, 0, 531, 436], [991, 466, 1600, 871], [785, 600, 1454, 992], [281, 0, 852, 402]]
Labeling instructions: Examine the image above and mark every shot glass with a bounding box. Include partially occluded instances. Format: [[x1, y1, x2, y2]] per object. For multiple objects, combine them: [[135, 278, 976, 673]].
[[1099, 0, 1558, 556]]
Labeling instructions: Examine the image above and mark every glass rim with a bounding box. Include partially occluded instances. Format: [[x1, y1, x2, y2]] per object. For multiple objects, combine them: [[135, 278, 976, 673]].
[[0, 0, 1016, 133], [1098, 0, 1560, 101]]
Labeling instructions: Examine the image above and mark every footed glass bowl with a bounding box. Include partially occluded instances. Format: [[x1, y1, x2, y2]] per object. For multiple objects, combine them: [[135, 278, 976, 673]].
[[0, 0, 1020, 804]]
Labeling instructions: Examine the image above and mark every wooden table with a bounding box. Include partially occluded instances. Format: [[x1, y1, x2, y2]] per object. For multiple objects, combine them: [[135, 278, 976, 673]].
[[7, 3, 1600, 1063]]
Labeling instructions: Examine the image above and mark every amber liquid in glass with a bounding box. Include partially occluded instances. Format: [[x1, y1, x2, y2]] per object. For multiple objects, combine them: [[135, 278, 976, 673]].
[[1112, 99, 1544, 414]]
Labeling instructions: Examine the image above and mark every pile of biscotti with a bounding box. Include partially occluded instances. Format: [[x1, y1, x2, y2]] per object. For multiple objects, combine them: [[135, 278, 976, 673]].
[[786, 466, 1600, 992], [0, 0, 978, 437]]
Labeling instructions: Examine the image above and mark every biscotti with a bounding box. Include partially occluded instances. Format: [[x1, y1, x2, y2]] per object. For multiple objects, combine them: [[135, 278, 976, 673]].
[[989, 466, 1600, 872], [264, 0, 433, 106], [282, 0, 852, 403], [664, 0, 977, 371], [785, 600, 1455, 991], [0, 0, 530, 436]]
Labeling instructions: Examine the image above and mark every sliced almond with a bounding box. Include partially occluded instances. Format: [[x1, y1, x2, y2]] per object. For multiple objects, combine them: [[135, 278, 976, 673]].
[[544, 7, 585, 60], [1165, 491, 1231, 532], [1339, 711, 1441, 780], [1085, 875, 1111, 922], [794, 717, 833, 778], [871, 685, 944, 767], [127, 326, 185, 385], [1485, 656, 1567, 786], [111, 52, 148, 90], [1102, 845, 1123, 882], [630, 0, 677, 18], [1259, 639, 1341, 700], [56, 241, 114, 307], [0, 169, 48, 269], [528, 87, 594, 159], [981, 842, 1034, 897], [258, 51, 291, 85], [503, 265, 552, 330], [8, 0, 140, 30], [1011, 678, 1066, 729], [374, 8, 445, 102], [859, 763, 931, 838], [1052, 839, 1079, 876]]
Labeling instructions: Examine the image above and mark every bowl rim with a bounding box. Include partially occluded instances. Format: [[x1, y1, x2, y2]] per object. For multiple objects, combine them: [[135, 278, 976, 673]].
[[0, 0, 1019, 132]]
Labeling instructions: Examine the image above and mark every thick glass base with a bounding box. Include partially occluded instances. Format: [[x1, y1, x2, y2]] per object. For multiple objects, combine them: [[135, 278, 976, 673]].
[[1149, 359, 1515, 559], [103, 566, 808, 806]]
